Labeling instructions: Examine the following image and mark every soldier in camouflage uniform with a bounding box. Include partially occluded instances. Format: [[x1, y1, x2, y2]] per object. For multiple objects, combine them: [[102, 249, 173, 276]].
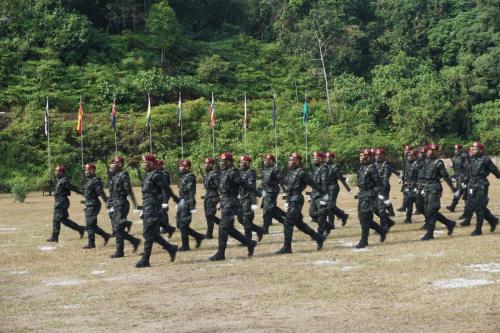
[[401, 150, 419, 224], [374, 148, 400, 224], [420, 144, 457, 240], [415, 146, 427, 222], [324, 152, 350, 230], [136, 154, 178, 268], [176, 159, 205, 251], [308, 152, 333, 236], [462, 142, 499, 236], [46, 165, 85, 242], [354, 149, 388, 249], [156, 160, 178, 238], [203, 157, 220, 239], [109, 156, 141, 258], [446, 144, 469, 214], [237, 155, 265, 242], [276, 153, 325, 254], [259, 154, 286, 233], [82, 163, 112, 249], [209, 152, 257, 261], [397, 144, 413, 212]]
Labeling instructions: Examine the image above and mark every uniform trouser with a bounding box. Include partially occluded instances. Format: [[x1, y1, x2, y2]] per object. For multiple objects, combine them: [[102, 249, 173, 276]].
[[374, 197, 393, 229], [358, 195, 384, 243], [283, 197, 320, 250], [85, 204, 108, 243], [327, 188, 347, 227], [112, 202, 139, 253], [449, 176, 467, 209], [423, 190, 452, 234], [262, 191, 286, 230], [467, 186, 494, 231], [159, 208, 175, 234], [217, 203, 252, 255], [381, 185, 395, 216], [204, 197, 220, 236], [238, 199, 265, 240], [142, 203, 176, 262], [176, 200, 203, 248], [52, 206, 83, 235], [309, 197, 330, 234], [403, 187, 417, 221]]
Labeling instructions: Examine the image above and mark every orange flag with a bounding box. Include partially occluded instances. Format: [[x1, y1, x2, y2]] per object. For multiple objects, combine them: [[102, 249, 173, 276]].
[[76, 100, 83, 135]]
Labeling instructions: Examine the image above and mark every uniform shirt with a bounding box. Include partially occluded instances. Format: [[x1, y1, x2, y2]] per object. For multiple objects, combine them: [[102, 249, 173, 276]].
[[239, 168, 257, 203], [467, 155, 500, 188], [84, 176, 106, 206], [311, 164, 329, 198], [204, 170, 220, 199], [285, 167, 317, 202], [219, 168, 249, 206], [178, 172, 196, 201], [261, 165, 281, 193], [421, 157, 452, 192], [141, 170, 167, 206], [54, 176, 81, 208], [415, 158, 426, 187], [326, 162, 346, 192], [451, 151, 469, 180], [375, 160, 400, 193], [402, 159, 419, 188], [111, 171, 134, 206], [357, 163, 381, 195], [158, 169, 178, 203]]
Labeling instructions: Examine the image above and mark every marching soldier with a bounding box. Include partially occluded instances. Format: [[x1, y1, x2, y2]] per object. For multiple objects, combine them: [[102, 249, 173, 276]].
[[446, 144, 469, 214], [238, 155, 265, 242], [420, 144, 457, 240], [209, 152, 257, 261], [401, 150, 419, 224], [415, 146, 427, 221], [374, 148, 400, 220], [136, 154, 178, 267], [176, 159, 205, 251], [109, 156, 141, 258], [156, 159, 177, 238], [259, 154, 286, 233], [324, 151, 350, 229], [397, 144, 413, 212], [308, 152, 333, 236], [82, 163, 112, 249], [276, 153, 325, 254], [463, 142, 499, 236], [203, 157, 220, 239], [355, 149, 387, 248], [46, 165, 85, 242]]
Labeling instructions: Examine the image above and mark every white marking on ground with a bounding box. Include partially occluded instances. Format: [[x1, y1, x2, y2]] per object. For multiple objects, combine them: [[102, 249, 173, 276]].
[[59, 304, 81, 310], [46, 279, 83, 287], [424, 251, 445, 258], [0, 227, 17, 232], [91, 270, 106, 275], [352, 247, 369, 252], [434, 230, 445, 236], [339, 240, 356, 247], [312, 259, 336, 266], [0, 243, 16, 247], [38, 245, 57, 252], [465, 263, 500, 273], [432, 278, 494, 289], [10, 270, 29, 275], [340, 266, 354, 272]]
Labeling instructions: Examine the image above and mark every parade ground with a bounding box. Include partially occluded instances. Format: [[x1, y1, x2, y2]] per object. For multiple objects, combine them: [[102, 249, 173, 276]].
[[1, 177, 499, 332]]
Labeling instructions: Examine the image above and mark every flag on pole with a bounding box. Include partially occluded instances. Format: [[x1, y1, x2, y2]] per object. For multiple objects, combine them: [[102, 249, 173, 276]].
[[272, 94, 277, 128], [111, 100, 117, 130], [177, 93, 182, 127], [76, 100, 84, 136], [302, 99, 309, 125], [243, 93, 248, 129], [209, 92, 216, 128], [146, 93, 151, 128], [45, 98, 49, 137]]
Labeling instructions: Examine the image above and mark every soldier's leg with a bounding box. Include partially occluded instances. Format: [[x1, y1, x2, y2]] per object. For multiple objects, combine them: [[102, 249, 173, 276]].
[[210, 208, 233, 261], [262, 195, 275, 232], [309, 199, 320, 233], [48, 208, 63, 242], [159, 209, 176, 237], [153, 232, 178, 262], [176, 207, 191, 251], [84, 208, 97, 249], [385, 186, 395, 217], [471, 188, 489, 236], [403, 191, 413, 223], [368, 219, 387, 242], [421, 192, 439, 240], [277, 204, 295, 254], [377, 197, 394, 230], [356, 210, 371, 249], [295, 216, 325, 250], [60, 207, 85, 237], [136, 218, 155, 268], [484, 209, 498, 232], [204, 198, 216, 239]]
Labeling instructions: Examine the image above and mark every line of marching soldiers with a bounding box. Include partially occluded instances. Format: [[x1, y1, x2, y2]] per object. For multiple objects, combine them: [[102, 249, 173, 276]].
[[45, 141, 499, 267]]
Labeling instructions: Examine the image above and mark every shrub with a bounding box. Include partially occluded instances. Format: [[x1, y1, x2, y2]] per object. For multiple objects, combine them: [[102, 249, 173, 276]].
[[7, 176, 31, 203]]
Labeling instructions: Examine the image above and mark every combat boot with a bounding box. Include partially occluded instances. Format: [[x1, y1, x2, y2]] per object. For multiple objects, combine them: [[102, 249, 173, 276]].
[[247, 240, 257, 257], [209, 249, 225, 261], [125, 221, 133, 233], [355, 239, 368, 249], [447, 220, 456, 236], [78, 226, 85, 239], [178, 233, 190, 252], [132, 238, 141, 253], [110, 250, 124, 258], [167, 245, 178, 262], [341, 213, 349, 227], [421, 224, 435, 241], [275, 246, 292, 254], [315, 234, 325, 250], [46, 233, 59, 242], [83, 234, 96, 249], [445, 204, 456, 212], [460, 219, 471, 227], [471, 221, 483, 236], [103, 233, 112, 245], [387, 204, 396, 217], [489, 217, 498, 233], [195, 234, 205, 248]]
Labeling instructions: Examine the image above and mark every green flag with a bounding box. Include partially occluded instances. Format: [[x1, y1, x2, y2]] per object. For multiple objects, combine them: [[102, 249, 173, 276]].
[[302, 100, 309, 125]]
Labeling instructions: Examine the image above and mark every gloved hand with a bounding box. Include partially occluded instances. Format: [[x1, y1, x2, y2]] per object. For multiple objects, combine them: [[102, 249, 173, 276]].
[[378, 194, 385, 201], [216, 203, 221, 211], [161, 203, 168, 209], [284, 202, 289, 211], [251, 204, 258, 211], [261, 190, 267, 198], [107, 207, 115, 214], [345, 177, 350, 184], [453, 190, 461, 198], [384, 199, 391, 206]]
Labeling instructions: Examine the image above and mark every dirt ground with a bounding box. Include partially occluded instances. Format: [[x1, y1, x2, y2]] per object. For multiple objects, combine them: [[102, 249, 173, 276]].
[[1, 176, 499, 333]]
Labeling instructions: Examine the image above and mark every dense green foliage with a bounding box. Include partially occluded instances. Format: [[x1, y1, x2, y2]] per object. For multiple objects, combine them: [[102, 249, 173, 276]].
[[0, 0, 499, 191]]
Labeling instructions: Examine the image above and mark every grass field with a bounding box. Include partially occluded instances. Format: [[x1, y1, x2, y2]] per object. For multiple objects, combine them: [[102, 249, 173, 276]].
[[1, 177, 499, 332]]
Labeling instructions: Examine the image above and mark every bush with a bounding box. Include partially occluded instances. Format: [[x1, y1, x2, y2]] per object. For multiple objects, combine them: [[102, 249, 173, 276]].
[[7, 176, 31, 203]]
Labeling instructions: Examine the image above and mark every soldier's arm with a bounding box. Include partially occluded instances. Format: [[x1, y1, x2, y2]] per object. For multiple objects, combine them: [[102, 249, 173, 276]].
[[95, 178, 108, 203], [389, 164, 401, 177], [301, 169, 319, 192], [155, 173, 169, 204], [381, 164, 391, 194], [485, 158, 500, 178], [337, 167, 351, 192], [123, 173, 138, 208], [370, 166, 383, 196], [248, 171, 258, 204], [319, 167, 329, 195], [437, 161, 454, 191], [187, 174, 197, 199], [68, 181, 83, 196]]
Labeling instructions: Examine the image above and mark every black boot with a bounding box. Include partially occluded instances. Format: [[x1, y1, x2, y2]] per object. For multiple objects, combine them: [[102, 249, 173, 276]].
[[247, 240, 257, 257], [103, 233, 112, 245], [387, 204, 396, 217], [276, 246, 292, 254], [471, 220, 483, 236], [46, 233, 59, 242], [110, 250, 124, 258], [447, 220, 456, 236], [315, 233, 325, 250], [132, 238, 141, 253], [489, 217, 498, 233], [460, 219, 471, 227], [83, 234, 96, 249], [195, 233, 205, 249], [167, 245, 178, 262], [78, 227, 85, 239], [341, 213, 349, 227], [446, 204, 455, 212], [125, 221, 133, 233], [421, 224, 435, 241], [205, 222, 214, 239], [209, 248, 225, 261], [178, 233, 190, 252]]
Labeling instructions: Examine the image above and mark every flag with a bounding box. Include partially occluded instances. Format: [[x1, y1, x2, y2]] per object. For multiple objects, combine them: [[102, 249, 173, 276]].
[[209, 92, 216, 128], [76, 100, 84, 136], [177, 93, 182, 127], [111, 100, 117, 130], [146, 94, 151, 128], [302, 99, 309, 125], [272, 94, 277, 128], [243, 93, 248, 129], [44, 97, 49, 137]]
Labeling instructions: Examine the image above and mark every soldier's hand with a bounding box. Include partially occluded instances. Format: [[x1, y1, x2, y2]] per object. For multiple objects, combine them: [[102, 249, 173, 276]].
[[284, 202, 289, 211], [161, 203, 168, 209], [251, 204, 258, 211], [107, 207, 114, 214]]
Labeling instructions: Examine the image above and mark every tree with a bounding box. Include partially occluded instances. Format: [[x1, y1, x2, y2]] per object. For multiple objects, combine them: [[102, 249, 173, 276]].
[[146, 0, 181, 67]]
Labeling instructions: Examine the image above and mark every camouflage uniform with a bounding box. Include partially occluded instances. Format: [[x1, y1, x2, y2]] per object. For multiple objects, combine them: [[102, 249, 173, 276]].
[[203, 169, 220, 238], [176, 171, 204, 251], [83, 175, 111, 248]]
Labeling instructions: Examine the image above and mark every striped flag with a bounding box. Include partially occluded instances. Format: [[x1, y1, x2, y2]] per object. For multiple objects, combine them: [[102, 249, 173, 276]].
[[177, 93, 182, 127], [146, 93, 151, 128], [111, 100, 117, 130], [243, 92, 248, 129], [44, 97, 49, 137], [302, 99, 309, 126], [209, 92, 216, 128], [76, 100, 84, 136], [272, 94, 277, 128]]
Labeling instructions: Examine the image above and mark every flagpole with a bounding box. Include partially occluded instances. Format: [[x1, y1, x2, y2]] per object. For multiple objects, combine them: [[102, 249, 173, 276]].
[[244, 92, 247, 154], [80, 96, 84, 169], [148, 93, 153, 153], [113, 99, 118, 154], [273, 92, 278, 166], [179, 92, 184, 159], [46, 97, 51, 182], [304, 91, 308, 167], [211, 92, 215, 158]]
